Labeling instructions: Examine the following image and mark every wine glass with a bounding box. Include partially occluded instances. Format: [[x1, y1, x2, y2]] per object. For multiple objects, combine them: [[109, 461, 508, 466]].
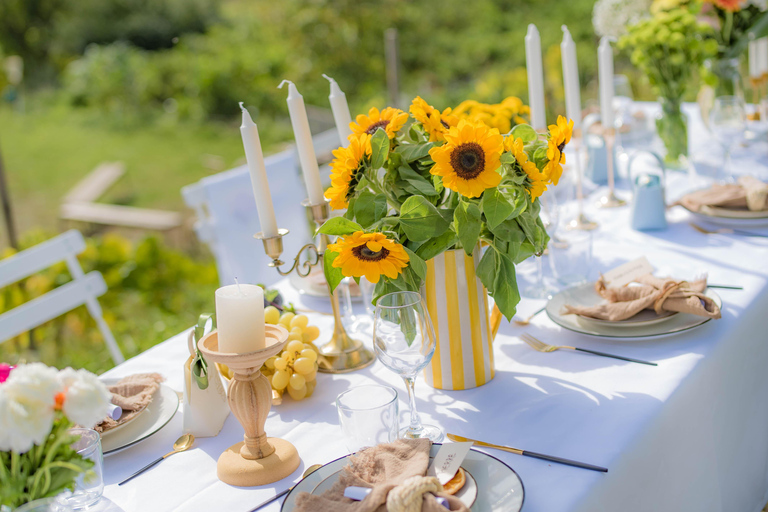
[[710, 96, 746, 182], [523, 191, 559, 299], [373, 291, 443, 442]]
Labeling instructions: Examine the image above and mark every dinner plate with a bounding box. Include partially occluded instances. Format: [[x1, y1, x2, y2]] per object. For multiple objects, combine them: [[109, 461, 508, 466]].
[[547, 283, 722, 340], [682, 204, 768, 228], [99, 404, 148, 437], [281, 444, 524, 512], [100, 380, 179, 455]]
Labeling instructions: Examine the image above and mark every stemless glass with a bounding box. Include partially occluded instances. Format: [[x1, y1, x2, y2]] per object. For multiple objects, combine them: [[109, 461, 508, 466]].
[[710, 96, 746, 182], [373, 291, 443, 442], [336, 385, 399, 452], [65, 428, 104, 509]]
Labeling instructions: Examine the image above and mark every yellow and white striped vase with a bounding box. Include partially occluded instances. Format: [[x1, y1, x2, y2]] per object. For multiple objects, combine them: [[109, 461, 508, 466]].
[[422, 246, 495, 390]]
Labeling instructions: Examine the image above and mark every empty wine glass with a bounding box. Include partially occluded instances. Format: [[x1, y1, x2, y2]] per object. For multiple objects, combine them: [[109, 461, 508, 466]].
[[373, 291, 442, 442], [710, 96, 746, 182]]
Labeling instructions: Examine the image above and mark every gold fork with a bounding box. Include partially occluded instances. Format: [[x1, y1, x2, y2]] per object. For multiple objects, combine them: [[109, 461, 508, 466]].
[[513, 306, 546, 326], [520, 333, 657, 366], [689, 222, 768, 238]]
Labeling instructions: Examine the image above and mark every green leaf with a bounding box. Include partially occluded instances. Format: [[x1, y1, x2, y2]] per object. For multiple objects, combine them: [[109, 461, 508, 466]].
[[399, 196, 451, 242], [354, 190, 388, 227], [500, 152, 515, 165], [533, 145, 549, 168], [511, 124, 538, 144], [454, 201, 482, 255], [476, 246, 497, 294], [415, 230, 457, 261], [323, 250, 345, 294], [395, 142, 439, 162], [481, 187, 514, 230], [403, 247, 427, 281], [492, 251, 520, 321], [370, 128, 390, 169], [488, 217, 527, 243], [516, 211, 547, 255], [399, 166, 440, 197], [317, 217, 362, 236]]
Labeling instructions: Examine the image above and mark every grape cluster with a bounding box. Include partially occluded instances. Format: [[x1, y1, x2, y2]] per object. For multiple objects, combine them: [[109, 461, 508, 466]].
[[261, 307, 320, 401]]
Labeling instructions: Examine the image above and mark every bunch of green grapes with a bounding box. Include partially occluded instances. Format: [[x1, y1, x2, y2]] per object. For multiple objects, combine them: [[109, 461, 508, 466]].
[[261, 308, 320, 401]]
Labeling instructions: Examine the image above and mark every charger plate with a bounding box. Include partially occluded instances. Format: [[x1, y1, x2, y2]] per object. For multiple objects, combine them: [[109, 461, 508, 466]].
[[547, 283, 722, 340], [100, 379, 179, 455], [281, 444, 524, 512]]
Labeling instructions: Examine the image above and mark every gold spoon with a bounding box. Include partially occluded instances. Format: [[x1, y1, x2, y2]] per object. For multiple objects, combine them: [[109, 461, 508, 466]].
[[118, 434, 195, 485], [251, 463, 324, 511], [513, 306, 546, 326]]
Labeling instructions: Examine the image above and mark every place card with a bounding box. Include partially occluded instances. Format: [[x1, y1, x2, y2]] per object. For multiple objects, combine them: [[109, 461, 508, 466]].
[[427, 442, 473, 485], [602, 257, 654, 288]]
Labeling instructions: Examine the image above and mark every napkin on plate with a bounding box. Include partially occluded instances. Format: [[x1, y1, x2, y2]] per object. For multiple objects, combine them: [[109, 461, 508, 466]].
[[676, 176, 768, 212], [95, 373, 164, 433], [563, 274, 721, 322], [293, 438, 469, 512]]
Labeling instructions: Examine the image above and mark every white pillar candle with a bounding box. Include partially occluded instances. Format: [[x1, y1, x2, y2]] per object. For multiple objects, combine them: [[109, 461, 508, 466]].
[[749, 39, 760, 79], [525, 24, 547, 131], [759, 38, 768, 76], [323, 74, 353, 147], [278, 80, 325, 205], [560, 26, 582, 131], [239, 103, 278, 238], [598, 37, 615, 131], [215, 284, 265, 354]]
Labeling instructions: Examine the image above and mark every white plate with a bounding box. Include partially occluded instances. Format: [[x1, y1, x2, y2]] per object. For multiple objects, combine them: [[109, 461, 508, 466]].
[[684, 206, 768, 228], [576, 309, 678, 329], [281, 444, 524, 512], [100, 380, 179, 455], [99, 404, 147, 437], [547, 283, 722, 340]]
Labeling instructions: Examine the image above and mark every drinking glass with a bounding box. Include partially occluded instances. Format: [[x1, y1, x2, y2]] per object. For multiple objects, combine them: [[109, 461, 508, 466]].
[[65, 428, 104, 509], [710, 96, 746, 182], [548, 230, 593, 286], [523, 191, 559, 299], [336, 385, 399, 452], [373, 291, 442, 442], [15, 498, 70, 512]]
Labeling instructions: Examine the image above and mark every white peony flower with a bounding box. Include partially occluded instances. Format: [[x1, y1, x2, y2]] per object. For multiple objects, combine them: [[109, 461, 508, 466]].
[[593, 0, 653, 38], [0, 363, 62, 453], [57, 368, 112, 428]]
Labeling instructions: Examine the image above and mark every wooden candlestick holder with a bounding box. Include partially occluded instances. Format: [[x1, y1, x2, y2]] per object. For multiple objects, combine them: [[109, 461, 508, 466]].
[[197, 325, 300, 487]]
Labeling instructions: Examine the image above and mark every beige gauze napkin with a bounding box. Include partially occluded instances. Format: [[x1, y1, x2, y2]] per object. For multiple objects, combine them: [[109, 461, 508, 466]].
[[94, 373, 164, 433], [562, 274, 721, 322], [676, 176, 768, 212], [293, 439, 469, 512]]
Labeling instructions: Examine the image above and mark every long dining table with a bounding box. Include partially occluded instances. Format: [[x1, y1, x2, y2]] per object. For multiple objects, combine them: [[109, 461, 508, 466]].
[[99, 103, 768, 512]]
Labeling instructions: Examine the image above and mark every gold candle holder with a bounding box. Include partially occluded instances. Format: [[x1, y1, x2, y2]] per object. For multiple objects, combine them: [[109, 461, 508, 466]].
[[596, 127, 626, 208], [254, 199, 375, 374], [197, 325, 300, 486]]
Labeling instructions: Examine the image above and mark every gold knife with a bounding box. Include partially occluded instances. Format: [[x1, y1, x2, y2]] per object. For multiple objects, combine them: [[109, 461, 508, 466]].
[[447, 433, 608, 473]]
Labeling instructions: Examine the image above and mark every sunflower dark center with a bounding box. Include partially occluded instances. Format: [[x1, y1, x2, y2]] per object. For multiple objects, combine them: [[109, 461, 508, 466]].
[[450, 142, 485, 179], [557, 141, 566, 153], [440, 120, 450, 129], [366, 120, 390, 135], [352, 244, 390, 262]]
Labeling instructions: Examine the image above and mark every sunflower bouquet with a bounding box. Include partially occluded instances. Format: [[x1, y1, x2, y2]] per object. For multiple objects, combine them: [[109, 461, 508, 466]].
[[319, 96, 572, 320]]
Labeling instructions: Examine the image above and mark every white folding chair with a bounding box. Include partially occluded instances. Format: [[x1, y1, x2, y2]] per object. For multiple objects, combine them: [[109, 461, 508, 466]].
[[0, 230, 125, 364], [182, 128, 341, 287]]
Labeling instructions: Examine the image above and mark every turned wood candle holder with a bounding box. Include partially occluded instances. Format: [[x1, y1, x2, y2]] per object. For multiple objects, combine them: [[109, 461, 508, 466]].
[[198, 325, 300, 487]]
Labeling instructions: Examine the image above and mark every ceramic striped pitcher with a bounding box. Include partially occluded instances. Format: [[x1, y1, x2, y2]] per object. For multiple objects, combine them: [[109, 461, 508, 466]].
[[422, 246, 495, 390]]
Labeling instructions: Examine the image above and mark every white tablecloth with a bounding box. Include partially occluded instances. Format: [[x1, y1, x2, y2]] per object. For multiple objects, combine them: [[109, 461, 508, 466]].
[[99, 104, 768, 512]]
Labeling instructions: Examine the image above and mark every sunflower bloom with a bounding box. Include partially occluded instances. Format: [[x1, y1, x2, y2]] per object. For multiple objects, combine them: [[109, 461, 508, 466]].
[[544, 116, 574, 186], [325, 134, 371, 210], [328, 231, 410, 283], [409, 97, 458, 142], [429, 120, 503, 198], [504, 136, 548, 199], [350, 107, 408, 140]]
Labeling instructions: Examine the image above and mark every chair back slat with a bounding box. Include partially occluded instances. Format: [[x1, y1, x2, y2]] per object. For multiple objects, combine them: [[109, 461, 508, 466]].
[[0, 272, 107, 342], [0, 230, 85, 288]]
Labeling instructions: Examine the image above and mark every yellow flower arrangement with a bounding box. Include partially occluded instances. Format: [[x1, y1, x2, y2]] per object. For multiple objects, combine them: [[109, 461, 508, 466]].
[[325, 134, 371, 210], [350, 107, 409, 140], [504, 136, 548, 199], [429, 120, 503, 198], [543, 116, 574, 186], [453, 97, 530, 133], [328, 231, 410, 283]]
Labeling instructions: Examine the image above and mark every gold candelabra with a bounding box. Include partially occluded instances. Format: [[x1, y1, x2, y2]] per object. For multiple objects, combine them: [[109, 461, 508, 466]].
[[254, 199, 375, 374]]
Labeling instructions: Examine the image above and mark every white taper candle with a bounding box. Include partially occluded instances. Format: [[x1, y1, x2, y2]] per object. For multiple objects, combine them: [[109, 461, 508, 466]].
[[525, 24, 547, 131], [323, 74, 353, 147], [598, 37, 615, 131], [239, 103, 278, 238], [749, 39, 760, 79], [278, 80, 325, 205], [560, 26, 582, 131]]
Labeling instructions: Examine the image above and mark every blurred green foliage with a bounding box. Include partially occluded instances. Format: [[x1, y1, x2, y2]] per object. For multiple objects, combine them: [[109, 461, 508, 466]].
[[0, 231, 218, 374]]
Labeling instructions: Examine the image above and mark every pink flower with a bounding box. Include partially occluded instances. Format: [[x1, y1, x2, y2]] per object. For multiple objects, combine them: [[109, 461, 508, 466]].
[[0, 363, 13, 384]]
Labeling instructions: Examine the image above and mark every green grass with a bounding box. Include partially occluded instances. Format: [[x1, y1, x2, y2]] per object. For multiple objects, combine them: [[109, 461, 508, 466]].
[[0, 102, 292, 244]]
